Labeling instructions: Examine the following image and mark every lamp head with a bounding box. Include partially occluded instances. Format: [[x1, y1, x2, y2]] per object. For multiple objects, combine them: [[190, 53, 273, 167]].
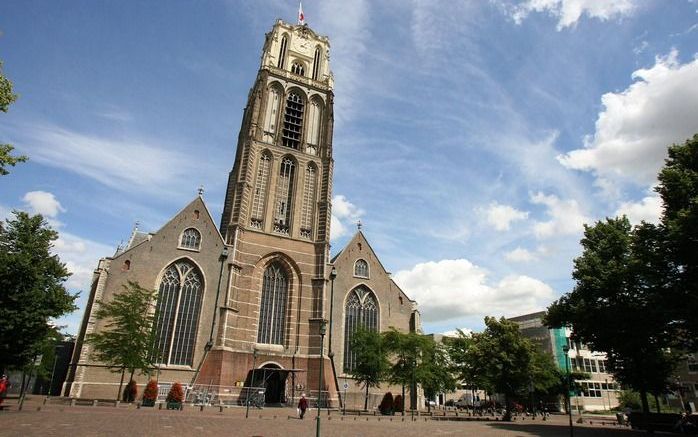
[[320, 319, 327, 335], [562, 345, 570, 354], [329, 266, 337, 280]]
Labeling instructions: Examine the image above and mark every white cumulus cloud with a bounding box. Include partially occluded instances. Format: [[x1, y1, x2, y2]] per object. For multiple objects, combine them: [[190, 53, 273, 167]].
[[22, 191, 66, 218], [393, 259, 554, 322], [507, 0, 638, 30], [330, 194, 364, 241], [482, 202, 529, 231], [530, 192, 590, 238], [558, 50, 698, 189], [615, 192, 662, 224]]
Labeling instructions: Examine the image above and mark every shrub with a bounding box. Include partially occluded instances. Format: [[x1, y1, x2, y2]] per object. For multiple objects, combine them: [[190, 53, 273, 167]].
[[618, 390, 641, 410], [166, 382, 184, 403], [143, 380, 158, 402], [393, 394, 404, 413], [122, 379, 138, 402], [379, 392, 394, 415]]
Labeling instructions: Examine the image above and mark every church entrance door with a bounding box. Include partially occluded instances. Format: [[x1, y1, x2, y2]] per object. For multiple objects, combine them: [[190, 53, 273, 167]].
[[261, 364, 285, 404]]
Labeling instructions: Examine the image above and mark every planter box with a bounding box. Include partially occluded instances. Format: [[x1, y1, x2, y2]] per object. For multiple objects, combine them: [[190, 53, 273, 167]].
[[166, 402, 182, 410], [141, 399, 156, 407]]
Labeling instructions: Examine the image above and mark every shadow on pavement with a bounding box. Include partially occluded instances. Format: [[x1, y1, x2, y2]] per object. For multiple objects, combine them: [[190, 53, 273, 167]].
[[486, 423, 646, 436]]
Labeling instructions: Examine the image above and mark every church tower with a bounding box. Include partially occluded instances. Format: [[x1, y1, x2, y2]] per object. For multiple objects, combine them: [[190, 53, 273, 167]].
[[201, 19, 336, 402]]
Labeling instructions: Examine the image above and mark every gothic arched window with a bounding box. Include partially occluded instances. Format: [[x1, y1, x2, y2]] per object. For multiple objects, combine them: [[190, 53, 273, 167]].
[[153, 260, 204, 366], [273, 158, 295, 235], [179, 228, 201, 250], [277, 35, 288, 69], [312, 47, 321, 80], [291, 62, 305, 76], [257, 263, 289, 345], [354, 259, 369, 278], [300, 164, 317, 239], [250, 153, 271, 229], [305, 99, 321, 155], [282, 92, 304, 149], [263, 87, 281, 143], [343, 287, 378, 372]]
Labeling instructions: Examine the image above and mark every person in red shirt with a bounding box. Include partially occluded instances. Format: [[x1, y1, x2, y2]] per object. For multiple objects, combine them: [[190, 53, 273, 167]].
[[0, 375, 8, 406], [298, 393, 308, 419]]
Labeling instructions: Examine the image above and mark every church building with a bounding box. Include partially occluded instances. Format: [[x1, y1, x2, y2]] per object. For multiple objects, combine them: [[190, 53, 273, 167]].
[[65, 18, 420, 409]]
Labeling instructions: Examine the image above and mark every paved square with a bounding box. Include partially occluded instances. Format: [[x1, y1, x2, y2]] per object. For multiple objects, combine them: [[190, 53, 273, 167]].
[[0, 398, 647, 436]]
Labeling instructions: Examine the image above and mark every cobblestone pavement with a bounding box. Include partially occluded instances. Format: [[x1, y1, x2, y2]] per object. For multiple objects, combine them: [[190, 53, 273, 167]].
[[0, 398, 647, 436]]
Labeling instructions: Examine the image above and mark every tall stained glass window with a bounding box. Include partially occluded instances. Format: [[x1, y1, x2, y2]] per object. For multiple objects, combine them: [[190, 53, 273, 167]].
[[153, 260, 204, 366], [257, 263, 289, 345], [343, 287, 378, 372]]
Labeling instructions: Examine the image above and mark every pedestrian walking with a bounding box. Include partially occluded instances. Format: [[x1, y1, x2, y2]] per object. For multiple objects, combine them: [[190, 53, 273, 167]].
[[298, 393, 308, 419], [0, 375, 8, 406]]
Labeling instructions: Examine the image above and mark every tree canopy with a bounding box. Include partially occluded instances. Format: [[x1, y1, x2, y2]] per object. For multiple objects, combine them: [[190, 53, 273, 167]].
[[87, 281, 159, 397], [449, 317, 538, 420], [348, 327, 389, 410], [656, 134, 698, 348], [0, 61, 27, 176], [546, 217, 677, 413], [0, 211, 75, 373]]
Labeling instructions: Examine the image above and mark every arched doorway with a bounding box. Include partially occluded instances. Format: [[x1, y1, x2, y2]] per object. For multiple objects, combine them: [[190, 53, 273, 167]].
[[261, 363, 284, 404]]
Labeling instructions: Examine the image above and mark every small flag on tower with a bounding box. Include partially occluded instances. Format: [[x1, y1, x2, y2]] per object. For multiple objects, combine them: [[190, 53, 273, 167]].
[[298, 2, 305, 25]]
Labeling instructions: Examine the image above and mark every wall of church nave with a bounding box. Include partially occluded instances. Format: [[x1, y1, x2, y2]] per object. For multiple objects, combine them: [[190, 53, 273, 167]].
[[69, 365, 197, 400]]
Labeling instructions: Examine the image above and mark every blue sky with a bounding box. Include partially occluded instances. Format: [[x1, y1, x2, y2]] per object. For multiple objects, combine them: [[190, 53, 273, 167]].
[[1, 0, 697, 336]]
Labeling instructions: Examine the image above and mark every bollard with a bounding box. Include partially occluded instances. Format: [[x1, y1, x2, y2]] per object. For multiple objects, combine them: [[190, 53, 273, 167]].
[[92, 400, 98, 407], [158, 403, 163, 410], [70, 399, 76, 407], [219, 405, 224, 413], [43, 397, 48, 405], [200, 405, 204, 412]]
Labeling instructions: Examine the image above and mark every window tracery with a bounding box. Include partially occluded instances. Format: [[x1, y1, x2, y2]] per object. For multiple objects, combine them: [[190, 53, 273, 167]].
[[354, 259, 369, 278], [153, 260, 204, 366], [343, 287, 378, 372], [257, 263, 289, 345], [250, 153, 271, 229], [180, 228, 201, 250], [273, 158, 295, 235], [300, 164, 316, 239]]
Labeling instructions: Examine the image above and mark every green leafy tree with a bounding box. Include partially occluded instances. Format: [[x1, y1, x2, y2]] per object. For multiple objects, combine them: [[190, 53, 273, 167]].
[[460, 317, 536, 420], [0, 61, 28, 175], [0, 211, 75, 373], [87, 281, 159, 400], [656, 134, 698, 348], [546, 217, 676, 413], [446, 330, 490, 397], [348, 327, 389, 410], [382, 329, 424, 412], [419, 339, 457, 412]]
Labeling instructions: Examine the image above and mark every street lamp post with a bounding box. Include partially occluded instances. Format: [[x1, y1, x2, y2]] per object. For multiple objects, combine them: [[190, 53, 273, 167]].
[[328, 267, 337, 354], [562, 345, 573, 437], [316, 320, 327, 437], [245, 349, 258, 419]]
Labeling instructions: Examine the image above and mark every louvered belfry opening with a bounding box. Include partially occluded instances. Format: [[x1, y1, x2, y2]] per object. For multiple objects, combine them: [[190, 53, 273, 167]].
[[282, 92, 304, 149]]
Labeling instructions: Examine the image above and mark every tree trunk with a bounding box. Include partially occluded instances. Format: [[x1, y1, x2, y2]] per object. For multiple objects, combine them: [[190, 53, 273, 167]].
[[640, 389, 650, 414], [364, 384, 369, 411], [117, 367, 125, 401], [503, 392, 512, 421], [127, 368, 135, 402], [402, 384, 406, 416], [654, 394, 661, 413]]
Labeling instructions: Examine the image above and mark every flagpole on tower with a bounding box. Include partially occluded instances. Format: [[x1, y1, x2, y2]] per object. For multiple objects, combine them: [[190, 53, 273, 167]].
[[298, 1, 305, 25]]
